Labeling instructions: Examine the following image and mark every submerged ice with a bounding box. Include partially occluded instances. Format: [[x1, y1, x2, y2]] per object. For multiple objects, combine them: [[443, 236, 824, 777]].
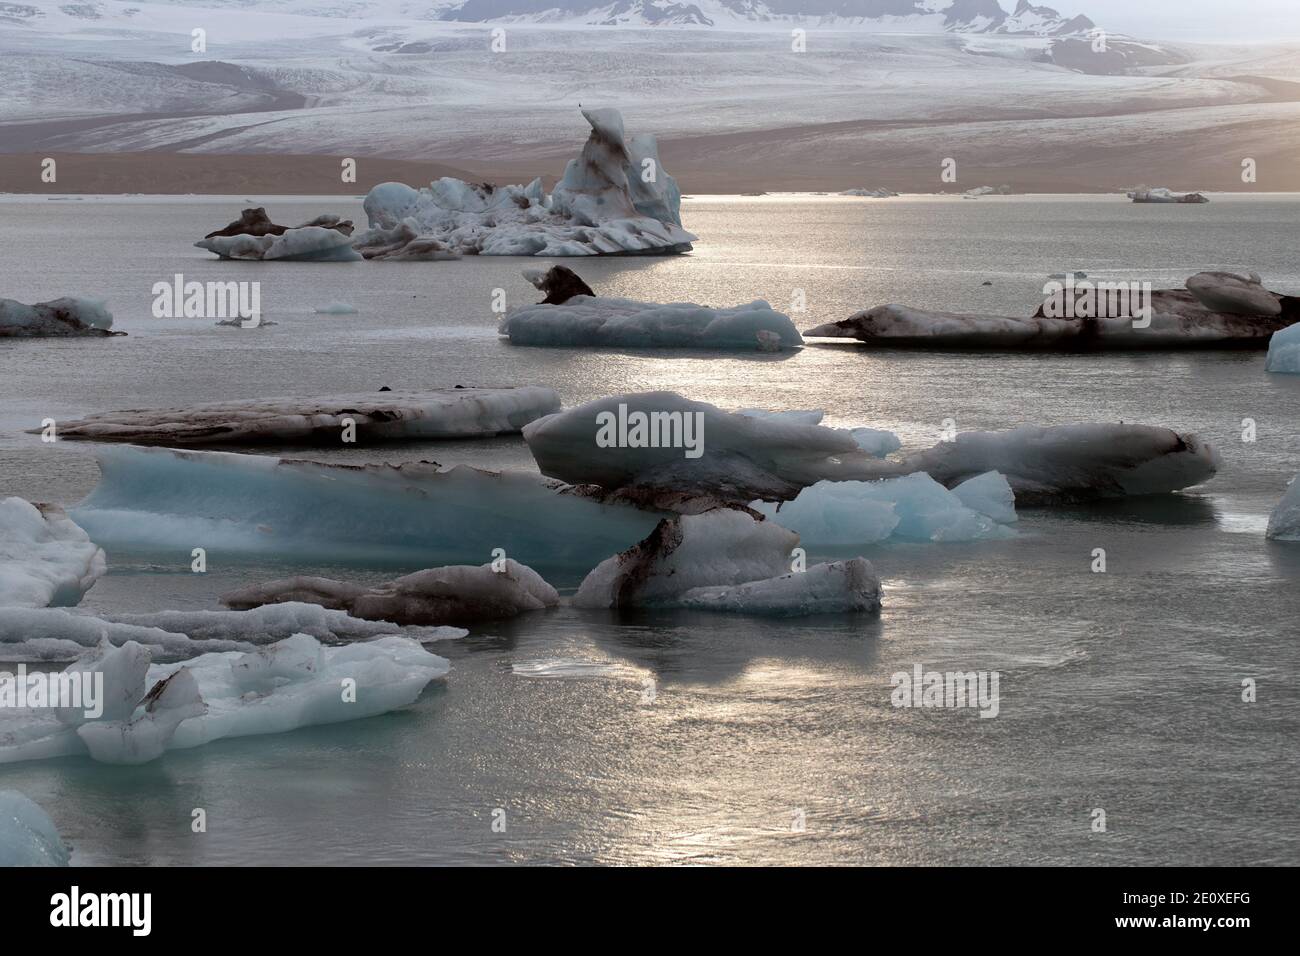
[[0, 791, 69, 866]]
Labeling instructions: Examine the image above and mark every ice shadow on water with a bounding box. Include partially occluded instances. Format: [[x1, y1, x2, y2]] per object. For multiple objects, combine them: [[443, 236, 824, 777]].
[[1028, 494, 1220, 528]]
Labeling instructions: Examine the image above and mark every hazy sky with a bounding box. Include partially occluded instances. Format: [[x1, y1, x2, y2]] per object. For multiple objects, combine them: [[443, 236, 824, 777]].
[[1062, 0, 1300, 42]]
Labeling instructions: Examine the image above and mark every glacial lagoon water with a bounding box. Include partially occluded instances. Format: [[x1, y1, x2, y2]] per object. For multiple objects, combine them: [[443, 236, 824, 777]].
[[1, 194, 1298, 865]]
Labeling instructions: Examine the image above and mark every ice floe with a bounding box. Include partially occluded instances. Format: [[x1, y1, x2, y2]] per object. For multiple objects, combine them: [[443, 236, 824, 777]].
[[0, 499, 105, 609], [574, 508, 880, 616], [675, 558, 882, 617], [355, 108, 695, 258], [1127, 186, 1209, 203], [195, 208, 361, 262], [0, 297, 121, 338], [0, 602, 466, 663], [0, 791, 68, 866], [222, 559, 558, 625], [0, 634, 450, 765], [806, 272, 1296, 350], [43, 386, 560, 446], [70, 445, 662, 573], [1266, 322, 1300, 374], [751, 473, 1016, 547], [1266, 475, 1300, 541], [500, 283, 803, 350], [523, 392, 1216, 503]]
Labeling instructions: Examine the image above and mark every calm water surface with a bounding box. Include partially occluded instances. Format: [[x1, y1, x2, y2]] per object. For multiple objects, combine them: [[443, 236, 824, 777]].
[[1, 195, 1298, 864]]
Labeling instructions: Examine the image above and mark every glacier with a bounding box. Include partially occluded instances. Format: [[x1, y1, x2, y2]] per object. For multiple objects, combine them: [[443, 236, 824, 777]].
[[1266, 475, 1300, 541], [355, 108, 695, 258], [69, 445, 663, 574], [0, 498, 106, 609], [0, 603, 466, 663], [0, 633, 451, 766], [523, 391, 1219, 502], [0, 297, 120, 338], [806, 272, 1296, 350], [222, 559, 559, 625], [750, 472, 1017, 547], [499, 292, 803, 350], [42, 386, 561, 446], [0, 791, 69, 867]]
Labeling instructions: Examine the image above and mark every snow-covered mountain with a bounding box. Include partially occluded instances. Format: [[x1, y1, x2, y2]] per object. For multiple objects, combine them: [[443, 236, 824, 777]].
[[439, 0, 1096, 34]]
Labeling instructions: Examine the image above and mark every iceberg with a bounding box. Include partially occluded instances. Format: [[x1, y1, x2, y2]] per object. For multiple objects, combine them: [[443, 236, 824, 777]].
[[0, 633, 450, 766], [0, 791, 68, 866], [0, 499, 105, 609], [901, 423, 1219, 502], [806, 273, 1296, 350], [70, 445, 662, 574], [0, 602, 466, 663], [675, 558, 882, 617], [523, 392, 1216, 503], [850, 427, 903, 458], [952, 470, 1019, 524], [222, 559, 559, 625], [1266, 475, 1300, 541], [356, 108, 695, 259], [573, 509, 879, 616], [1127, 186, 1209, 203], [839, 188, 898, 198], [42, 386, 561, 446], [1266, 322, 1300, 374], [500, 292, 803, 351], [195, 208, 361, 262], [0, 297, 121, 338], [752, 472, 1016, 547]]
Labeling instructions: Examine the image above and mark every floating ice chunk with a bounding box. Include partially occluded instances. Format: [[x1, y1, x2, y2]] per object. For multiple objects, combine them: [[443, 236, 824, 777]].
[[850, 427, 902, 458], [525, 392, 880, 499], [0, 499, 106, 608], [808, 285, 1294, 350], [44, 386, 560, 446], [0, 602, 464, 664], [0, 791, 68, 866], [574, 509, 798, 608], [0, 297, 119, 338], [840, 188, 898, 198], [313, 302, 358, 315], [524, 391, 1216, 502], [54, 639, 152, 726], [1127, 186, 1208, 203], [752, 474, 1014, 547], [901, 424, 1219, 501], [196, 226, 363, 262], [222, 559, 559, 625], [77, 667, 207, 765], [951, 471, 1018, 524], [163, 635, 448, 752], [1186, 272, 1281, 316], [356, 108, 695, 259], [0, 634, 450, 765], [1266, 323, 1300, 374], [677, 558, 882, 616], [71, 446, 661, 574], [500, 296, 803, 351], [1266, 475, 1300, 540]]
